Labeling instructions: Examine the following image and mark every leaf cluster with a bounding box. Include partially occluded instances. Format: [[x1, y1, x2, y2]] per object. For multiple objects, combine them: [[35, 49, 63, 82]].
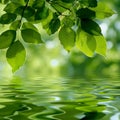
[[0, 0, 114, 72]]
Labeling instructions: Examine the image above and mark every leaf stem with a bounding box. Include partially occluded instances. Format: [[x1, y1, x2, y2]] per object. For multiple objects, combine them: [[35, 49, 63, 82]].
[[19, 0, 30, 29]]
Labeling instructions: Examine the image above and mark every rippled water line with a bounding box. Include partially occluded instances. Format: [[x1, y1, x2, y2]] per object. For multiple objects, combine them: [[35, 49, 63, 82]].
[[111, 112, 120, 120]]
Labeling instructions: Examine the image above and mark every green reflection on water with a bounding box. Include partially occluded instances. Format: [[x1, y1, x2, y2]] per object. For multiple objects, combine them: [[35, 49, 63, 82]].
[[0, 74, 120, 120]]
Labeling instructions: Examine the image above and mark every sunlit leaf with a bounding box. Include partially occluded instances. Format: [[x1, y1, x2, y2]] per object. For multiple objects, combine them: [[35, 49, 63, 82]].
[[90, 2, 115, 19], [10, 0, 25, 5], [22, 22, 38, 32], [51, 2, 66, 13], [62, 16, 74, 27], [76, 30, 96, 57], [81, 19, 102, 36], [6, 41, 26, 72], [10, 20, 20, 30], [0, 13, 17, 24], [0, 30, 16, 49], [94, 35, 107, 56], [21, 29, 43, 44], [59, 26, 75, 51]]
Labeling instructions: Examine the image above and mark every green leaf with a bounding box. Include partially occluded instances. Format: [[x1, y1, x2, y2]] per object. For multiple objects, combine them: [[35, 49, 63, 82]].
[[0, 13, 17, 24], [46, 13, 60, 34], [81, 19, 102, 36], [0, 30, 16, 49], [15, 6, 35, 18], [22, 22, 38, 32], [76, 8, 95, 19], [61, 0, 74, 3], [10, 20, 20, 30], [35, 6, 49, 20], [62, 16, 74, 27], [4, 2, 20, 13], [76, 30, 96, 57], [59, 26, 75, 51], [6, 41, 26, 72], [94, 35, 107, 56], [10, 0, 25, 5], [79, 0, 97, 7], [51, 2, 66, 13], [32, 0, 45, 9], [48, 18, 60, 34], [90, 2, 115, 19], [21, 29, 43, 44], [41, 10, 54, 30]]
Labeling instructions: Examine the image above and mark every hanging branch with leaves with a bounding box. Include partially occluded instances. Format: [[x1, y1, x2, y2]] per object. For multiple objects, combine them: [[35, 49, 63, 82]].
[[0, 0, 114, 72]]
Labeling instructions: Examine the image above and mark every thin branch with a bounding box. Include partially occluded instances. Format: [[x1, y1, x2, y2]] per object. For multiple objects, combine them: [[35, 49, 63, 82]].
[[19, 0, 30, 29]]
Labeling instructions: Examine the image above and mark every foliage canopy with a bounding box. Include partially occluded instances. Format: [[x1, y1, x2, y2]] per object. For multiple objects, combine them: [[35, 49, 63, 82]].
[[0, 0, 114, 72]]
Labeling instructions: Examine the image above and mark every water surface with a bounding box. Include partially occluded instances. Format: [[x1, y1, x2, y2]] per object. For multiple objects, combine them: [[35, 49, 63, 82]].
[[0, 74, 120, 120]]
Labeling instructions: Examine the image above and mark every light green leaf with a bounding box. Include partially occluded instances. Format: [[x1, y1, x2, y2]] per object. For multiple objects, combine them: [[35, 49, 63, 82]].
[[90, 2, 115, 19], [22, 22, 38, 32], [10, 20, 20, 30], [6, 41, 26, 72], [10, 0, 25, 5], [59, 26, 75, 51], [0, 30, 16, 49], [94, 35, 107, 56], [76, 30, 96, 57], [21, 29, 43, 44]]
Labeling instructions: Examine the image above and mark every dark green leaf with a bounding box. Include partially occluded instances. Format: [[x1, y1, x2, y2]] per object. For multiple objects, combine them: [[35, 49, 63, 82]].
[[15, 6, 35, 18], [79, 0, 97, 7], [61, 0, 74, 3], [0, 13, 17, 24], [49, 18, 60, 34], [81, 19, 102, 36], [0, 30, 16, 49], [6, 41, 26, 72], [76, 8, 95, 19], [47, 13, 60, 34], [21, 29, 43, 44], [23, 6, 35, 18], [59, 26, 75, 51], [35, 6, 49, 20], [4, 2, 20, 13]]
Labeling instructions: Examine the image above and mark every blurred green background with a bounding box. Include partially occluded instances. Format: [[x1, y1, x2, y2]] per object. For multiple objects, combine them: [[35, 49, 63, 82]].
[[0, 0, 120, 78]]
